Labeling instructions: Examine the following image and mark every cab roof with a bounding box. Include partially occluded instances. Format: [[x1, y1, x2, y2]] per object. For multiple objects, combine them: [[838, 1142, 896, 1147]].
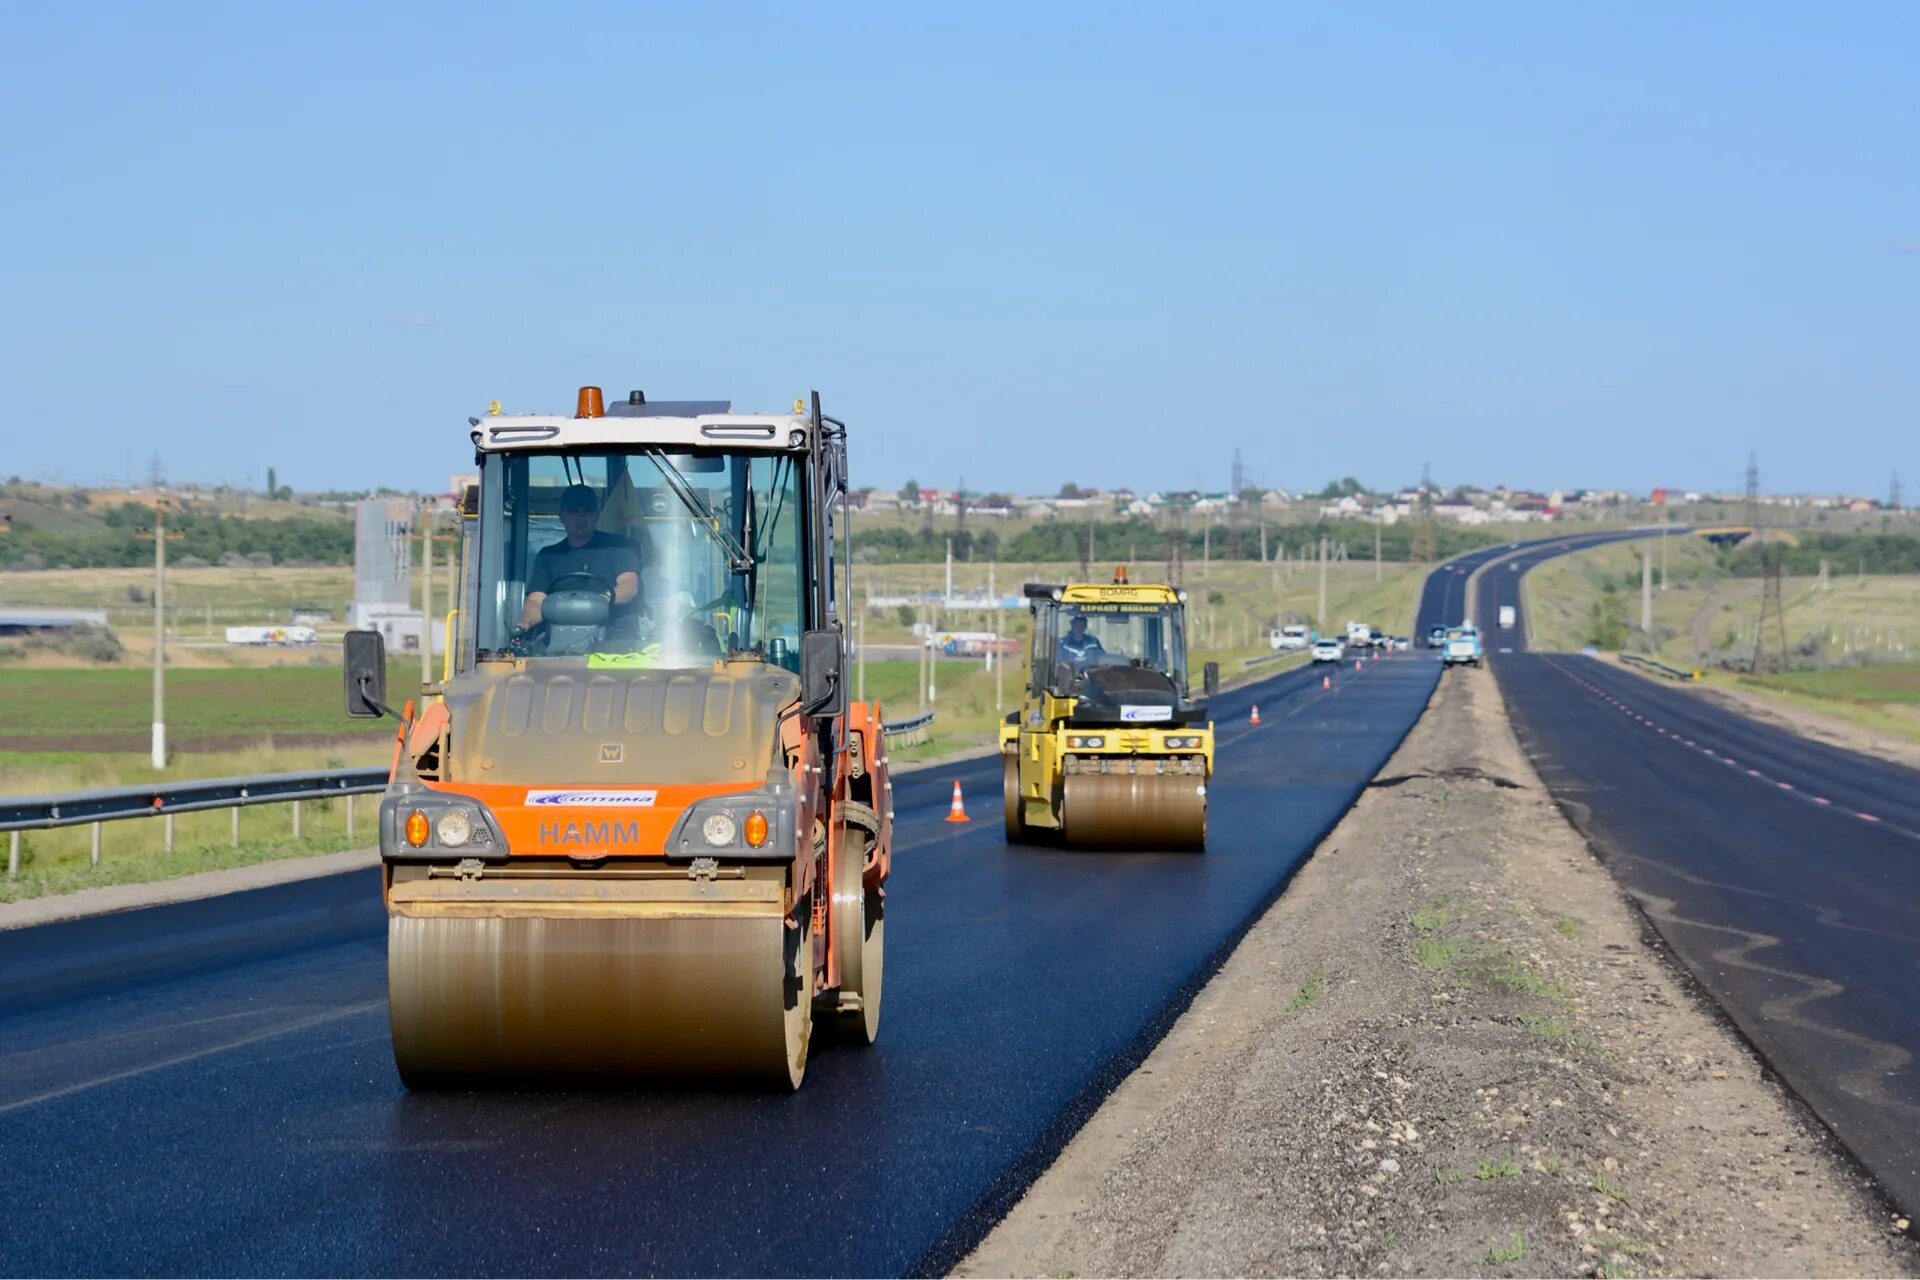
[[470, 403, 813, 454]]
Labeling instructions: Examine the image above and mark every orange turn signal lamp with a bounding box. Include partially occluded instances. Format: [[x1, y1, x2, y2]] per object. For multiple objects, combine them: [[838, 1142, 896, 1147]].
[[404, 810, 431, 847], [744, 810, 770, 849]]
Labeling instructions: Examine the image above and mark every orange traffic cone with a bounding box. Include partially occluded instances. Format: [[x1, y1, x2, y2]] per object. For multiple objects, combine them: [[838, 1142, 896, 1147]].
[[945, 780, 970, 823], [1249, 704, 1262, 725], [1322, 674, 1331, 690]]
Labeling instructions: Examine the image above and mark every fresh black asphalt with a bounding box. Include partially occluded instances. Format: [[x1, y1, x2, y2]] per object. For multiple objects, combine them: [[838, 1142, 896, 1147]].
[[1482, 537, 1920, 1222], [0, 585, 1474, 1278]]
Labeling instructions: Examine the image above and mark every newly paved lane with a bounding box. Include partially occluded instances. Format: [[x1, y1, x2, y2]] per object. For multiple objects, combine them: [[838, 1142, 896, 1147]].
[[1481, 538, 1920, 1218], [0, 644, 1442, 1276]]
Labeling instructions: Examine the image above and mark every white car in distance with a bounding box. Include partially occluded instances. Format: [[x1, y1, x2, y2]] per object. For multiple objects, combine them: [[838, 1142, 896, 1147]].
[[1310, 638, 1345, 664]]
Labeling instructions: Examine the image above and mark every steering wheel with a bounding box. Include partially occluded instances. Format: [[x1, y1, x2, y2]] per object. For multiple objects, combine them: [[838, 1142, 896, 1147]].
[[545, 569, 615, 599]]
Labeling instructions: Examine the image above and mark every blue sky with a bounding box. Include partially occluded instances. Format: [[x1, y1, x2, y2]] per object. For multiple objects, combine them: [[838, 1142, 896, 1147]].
[[1, 3, 1913, 498]]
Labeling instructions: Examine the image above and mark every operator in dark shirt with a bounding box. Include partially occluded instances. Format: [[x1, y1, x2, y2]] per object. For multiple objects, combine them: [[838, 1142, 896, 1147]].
[[1056, 612, 1106, 667], [517, 484, 642, 630]]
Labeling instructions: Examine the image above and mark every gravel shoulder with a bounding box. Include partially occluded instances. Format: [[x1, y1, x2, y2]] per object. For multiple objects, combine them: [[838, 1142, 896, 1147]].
[[960, 665, 1915, 1278]]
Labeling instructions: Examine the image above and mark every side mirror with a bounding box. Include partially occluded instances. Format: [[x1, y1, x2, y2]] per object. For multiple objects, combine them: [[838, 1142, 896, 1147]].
[[343, 630, 392, 719], [800, 628, 844, 717], [1202, 661, 1220, 698]]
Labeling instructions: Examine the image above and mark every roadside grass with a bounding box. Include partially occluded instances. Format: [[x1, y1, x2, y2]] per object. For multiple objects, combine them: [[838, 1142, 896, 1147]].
[[2, 806, 374, 903], [1718, 661, 1920, 746], [1594, 1168, 1629, 1201], [1413, 898, 1462, 969], [1475, 1155, 1522, 1180], [0, 665, 409, 751], [1431, 1166, 1466, 1185], [1483, 1228, 1527, 1264], [1552, 914, 1584, 937], [1284, 968, 1326, 1012], [1589, 1231, 1647, 1255]]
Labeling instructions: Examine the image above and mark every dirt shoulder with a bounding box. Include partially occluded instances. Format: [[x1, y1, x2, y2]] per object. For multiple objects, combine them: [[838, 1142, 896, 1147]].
[[960, 666, 1915, 1278], [1604, 655, 1920, 773]]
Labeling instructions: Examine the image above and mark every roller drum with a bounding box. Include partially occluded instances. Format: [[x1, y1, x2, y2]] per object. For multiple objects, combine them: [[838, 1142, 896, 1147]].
[[388, 908, 812, 1089], [1061, 767, 1206, 851]]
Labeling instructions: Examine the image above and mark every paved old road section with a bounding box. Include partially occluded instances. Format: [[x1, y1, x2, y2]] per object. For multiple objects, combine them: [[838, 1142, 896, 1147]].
[[0, 605, 1483, 1277], [1481, 537, 1920, 1221]]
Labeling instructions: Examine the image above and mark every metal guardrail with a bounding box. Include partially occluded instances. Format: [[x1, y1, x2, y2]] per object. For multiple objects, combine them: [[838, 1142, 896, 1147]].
[[3, 767, 390, 879], [4, 713, 939, 878], [1619, 652, 1700, 682], [880, 709, 935, 747]]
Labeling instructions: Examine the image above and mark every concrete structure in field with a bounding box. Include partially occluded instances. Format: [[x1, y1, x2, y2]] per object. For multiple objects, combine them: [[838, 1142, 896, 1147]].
[[352, 498, 413, 609], [0, 607, 110, 636], [348, 497, 425, 647]]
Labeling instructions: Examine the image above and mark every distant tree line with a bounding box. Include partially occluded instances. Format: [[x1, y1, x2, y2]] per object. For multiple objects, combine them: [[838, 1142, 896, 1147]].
[[850, 518, 1508, 566], [2, 503, 354, 571], [1723, 532, 1920, 577]]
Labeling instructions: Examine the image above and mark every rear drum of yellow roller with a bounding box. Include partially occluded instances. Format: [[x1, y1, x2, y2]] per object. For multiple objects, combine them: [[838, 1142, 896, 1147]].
[[387, 897, 813, 1090], [1061, 768, 1207, 851]]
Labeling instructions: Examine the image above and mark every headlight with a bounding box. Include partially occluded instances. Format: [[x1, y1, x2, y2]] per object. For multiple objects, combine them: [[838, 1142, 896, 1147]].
[[701, 812, 739, 847], [1067, 735, 1105, 749], [435, 809, 472, 847]]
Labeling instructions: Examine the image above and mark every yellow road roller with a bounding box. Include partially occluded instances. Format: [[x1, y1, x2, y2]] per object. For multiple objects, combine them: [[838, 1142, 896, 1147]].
[[1000, 571, 1213, 850], [342, 385, 891, 1090]]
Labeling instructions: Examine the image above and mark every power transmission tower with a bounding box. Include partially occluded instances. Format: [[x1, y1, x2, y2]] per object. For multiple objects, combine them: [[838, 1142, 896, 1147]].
[[1892, 471, 1904, 513], [1749, 544, 1790, 673], [1744, 452, 1760, 530], [1410, 462, 1437, 564], [1166, 507, 1185, 588]]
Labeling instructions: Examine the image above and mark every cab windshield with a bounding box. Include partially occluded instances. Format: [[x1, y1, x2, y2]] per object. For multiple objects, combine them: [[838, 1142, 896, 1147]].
[[1029, 599, 1187, 696], [470, 447, 807, 670]]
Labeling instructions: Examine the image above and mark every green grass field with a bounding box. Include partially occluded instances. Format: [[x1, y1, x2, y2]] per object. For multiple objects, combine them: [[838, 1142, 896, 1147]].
[[0, 665, 406, 753]]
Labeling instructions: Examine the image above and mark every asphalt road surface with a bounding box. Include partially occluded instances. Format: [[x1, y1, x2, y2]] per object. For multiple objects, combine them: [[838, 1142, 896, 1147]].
[[1, 628, 1458, 1276], [1482, 537, 1920, 1221]]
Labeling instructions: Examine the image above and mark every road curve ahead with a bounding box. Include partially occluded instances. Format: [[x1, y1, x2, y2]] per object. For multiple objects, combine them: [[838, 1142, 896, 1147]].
[[1481, 537, 1920, 1220], [1, 631, 1456, 1276]]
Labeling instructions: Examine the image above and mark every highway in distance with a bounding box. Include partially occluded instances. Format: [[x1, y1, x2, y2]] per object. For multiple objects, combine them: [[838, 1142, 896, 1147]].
[[1483, 537, 1920, 1221]]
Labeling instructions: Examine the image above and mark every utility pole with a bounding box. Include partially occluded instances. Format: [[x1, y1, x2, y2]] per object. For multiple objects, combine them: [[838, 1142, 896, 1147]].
[[917, 604, 928, 713], [944, 536, 953, 605], [152, 501, 168, 769], [1660, 507, 1669, 590], [1202, 521, 1211, 579], [1374, 513, 1382, 583], [138, 500, 182, 770], [420, 505, 435, 686], [1640, 546, 1653, 635], [1411, 462, 1437, 564], [1317, 535, 1328, 631]]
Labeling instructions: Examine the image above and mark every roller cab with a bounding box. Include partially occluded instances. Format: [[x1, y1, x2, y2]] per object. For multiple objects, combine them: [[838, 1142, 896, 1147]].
[[1001, 573, 1212, 850], [348, 387, 890, 1091]]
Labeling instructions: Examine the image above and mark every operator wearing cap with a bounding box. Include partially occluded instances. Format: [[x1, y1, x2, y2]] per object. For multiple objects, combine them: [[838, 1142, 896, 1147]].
[[517, 483, 642, 629]]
